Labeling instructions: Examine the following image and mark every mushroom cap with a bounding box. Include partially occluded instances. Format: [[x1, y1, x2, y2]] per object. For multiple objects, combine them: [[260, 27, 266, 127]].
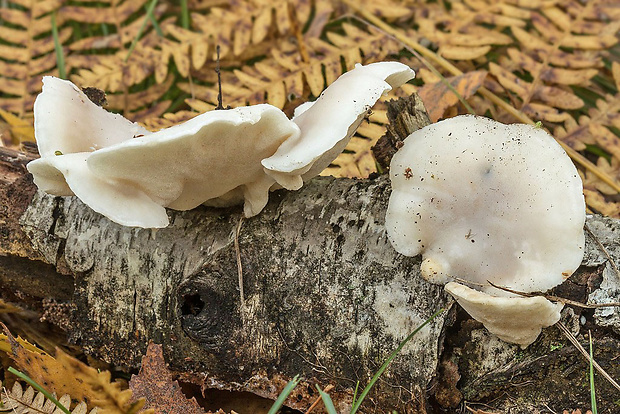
[[28, 153, 169, 228], [29, 76, 302, 227], [261, 61, 415, 189], [386, 115, 585, 294], [87, 104, 300, 218], [445, 282, 563, 347], [34, 76, 149, 158]]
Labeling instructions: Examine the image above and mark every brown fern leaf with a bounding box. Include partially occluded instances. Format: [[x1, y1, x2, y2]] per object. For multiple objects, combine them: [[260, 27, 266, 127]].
[[64, 0, 166, 103], [0, 0, 70, 119], [105, 76, 175, 122], [62, 0, 149, 24], [412, 0, 518, 61], [343, 0, 413, 21], [67, 4, 168, 53], [152, 0, 324, 84], [178, 23, 403, 110], [2, 326, 149, 414], [198, 0, 313, 57], [553, 62, 620, 216], [129, 343, 205, 414], [413, 0, 616, 118], [490, 1, 617, 123], [71, 47, 159, 93], [69, 43, 170, 121], [1, 381, 97, 414]]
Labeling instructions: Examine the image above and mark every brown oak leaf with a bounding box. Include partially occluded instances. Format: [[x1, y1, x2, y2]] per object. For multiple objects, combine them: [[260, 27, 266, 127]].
[[129, 343, 206, 414]]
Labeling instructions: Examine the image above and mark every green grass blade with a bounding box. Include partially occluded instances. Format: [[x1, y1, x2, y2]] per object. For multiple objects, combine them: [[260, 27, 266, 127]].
[[589, 333, 597, 414], [267, 374, 301, 414], [351, 380, 360, 406], [316, 385, 338, 414], [51, 12, 66, 79], [350, 308, 445, 414], [181, 0, 190, 29], [8, 367, 71, 414], [149, 5, 163, 37], [125, 0, 159, 62]]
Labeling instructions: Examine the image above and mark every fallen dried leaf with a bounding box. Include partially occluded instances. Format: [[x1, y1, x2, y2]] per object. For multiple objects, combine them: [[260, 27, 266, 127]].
[[129, 343, 205, 414], [418, 71, 487, 122]]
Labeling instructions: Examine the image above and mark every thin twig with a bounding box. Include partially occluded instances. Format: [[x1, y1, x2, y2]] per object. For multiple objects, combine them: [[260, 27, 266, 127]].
[[215, 45, 225, 110], [557, 322, 620, 393], [486, 281, 620, 309], [304, 384, 334, 414], [234, 215, 244, 304]]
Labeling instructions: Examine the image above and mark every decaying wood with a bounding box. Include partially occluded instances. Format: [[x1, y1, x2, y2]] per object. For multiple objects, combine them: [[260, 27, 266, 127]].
[[0, 146, 452, 411], [1, 136, 620, 412], [372, 94, 431, 172]]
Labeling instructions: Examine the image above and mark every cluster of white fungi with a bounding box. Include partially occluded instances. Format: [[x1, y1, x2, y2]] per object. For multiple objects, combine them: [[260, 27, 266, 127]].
[[29, 62, 585, 347]]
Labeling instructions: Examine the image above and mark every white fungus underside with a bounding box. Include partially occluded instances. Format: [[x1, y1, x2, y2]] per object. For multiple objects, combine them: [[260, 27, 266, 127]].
[[445, 282, 564, 347], [261, 61, 415, 185], [386, 115, 585, 295], [87, 104, 299, 215], [28, 77, 302, 227]]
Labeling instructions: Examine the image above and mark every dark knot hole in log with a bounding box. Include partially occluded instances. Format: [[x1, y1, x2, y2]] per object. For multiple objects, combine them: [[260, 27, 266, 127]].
[[181, 293, 205, 316]]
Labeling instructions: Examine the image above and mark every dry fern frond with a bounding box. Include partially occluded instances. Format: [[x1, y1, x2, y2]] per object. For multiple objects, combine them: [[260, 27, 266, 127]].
[[66, 3, 167, 52], [196, 0, 313, 57], [486, 1, 617, 126], [64, 0, 170, 116], [152, 0, 332, 84], [343, 0, 413, 21], [179, 23, 403, 110], [412, 0, 519, 61], [0, 381, 97, 414], [346, 0, 620, 213], [0, 109, 35, 142], [62, 0, 150, 24], [554, 62, 620, 216], [2, 327, 148, 414], [105, 76, 175, 122], [70, 47, 159, 93], [0, 333, 44, 355], [0, 0, 70, 119]]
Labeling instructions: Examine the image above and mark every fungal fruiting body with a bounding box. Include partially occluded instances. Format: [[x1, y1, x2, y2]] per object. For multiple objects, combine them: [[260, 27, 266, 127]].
[[385, 115, 585, 346], [261, 61, 416, 188], [28, 61, 415, 228], [28, 77, 300, 227], [444, 282, 565, 346]]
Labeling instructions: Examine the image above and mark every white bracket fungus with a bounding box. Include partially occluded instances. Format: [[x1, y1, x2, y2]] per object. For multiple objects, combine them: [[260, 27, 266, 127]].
[[28, 62, 415, 228], [261, 62, 415, 189], [28, 77, 300, 227], [444, 282, 564, 347], [385, 115, 586, 347]]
